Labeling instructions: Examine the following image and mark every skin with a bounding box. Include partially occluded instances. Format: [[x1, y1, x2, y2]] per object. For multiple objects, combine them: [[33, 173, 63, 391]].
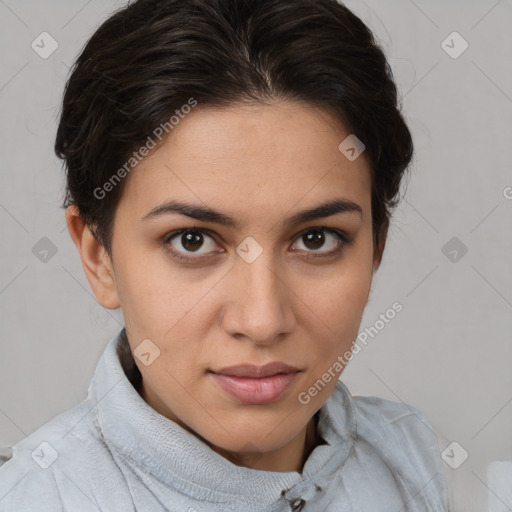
[[66, 100, 387, 473]]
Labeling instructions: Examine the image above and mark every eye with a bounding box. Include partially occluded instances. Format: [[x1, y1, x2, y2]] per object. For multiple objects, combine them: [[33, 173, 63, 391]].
[[290, 227, 350, 258], [164, 228, 222, 261], [163, 226, 351, 263]]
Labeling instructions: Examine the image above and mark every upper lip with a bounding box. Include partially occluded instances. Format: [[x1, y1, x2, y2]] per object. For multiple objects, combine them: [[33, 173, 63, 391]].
[[211, 362, 300, 378]]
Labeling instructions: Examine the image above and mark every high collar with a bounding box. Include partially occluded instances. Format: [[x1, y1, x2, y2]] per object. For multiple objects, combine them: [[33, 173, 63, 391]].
[[87, 329, 357, 506]]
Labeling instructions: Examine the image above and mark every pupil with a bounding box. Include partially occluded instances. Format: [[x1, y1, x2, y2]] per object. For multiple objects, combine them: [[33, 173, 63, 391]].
[[304, 230, 325, 250], [182, 231, 203, 252]]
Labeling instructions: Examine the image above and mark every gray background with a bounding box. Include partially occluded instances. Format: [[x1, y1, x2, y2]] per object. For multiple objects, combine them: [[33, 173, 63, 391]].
[[0, 1, 511, 510]]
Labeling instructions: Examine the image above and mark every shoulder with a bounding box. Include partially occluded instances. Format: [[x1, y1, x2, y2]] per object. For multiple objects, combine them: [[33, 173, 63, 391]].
[[343, 388, 449, 509], [0, 450, 63, 512], [351, 392, 443, 459], [353, 392, 438, 437], [0, 398, 110, 511]]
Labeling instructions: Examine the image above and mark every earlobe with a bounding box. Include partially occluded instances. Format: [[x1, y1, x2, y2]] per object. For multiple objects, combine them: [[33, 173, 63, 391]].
[[65, 205, 121, 310]]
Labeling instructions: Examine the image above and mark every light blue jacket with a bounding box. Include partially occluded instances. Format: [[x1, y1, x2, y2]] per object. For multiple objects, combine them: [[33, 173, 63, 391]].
[[0, 329, 449, 511]]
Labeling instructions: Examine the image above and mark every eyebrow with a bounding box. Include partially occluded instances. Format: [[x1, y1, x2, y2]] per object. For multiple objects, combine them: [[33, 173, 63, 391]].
[[140, 198, 362, 228]]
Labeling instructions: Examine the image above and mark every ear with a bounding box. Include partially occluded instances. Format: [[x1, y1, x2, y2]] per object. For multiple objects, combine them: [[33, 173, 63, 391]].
[[372, 219, 389, 273], [365, 219, 389, 307], [65, 205, 121, 310]]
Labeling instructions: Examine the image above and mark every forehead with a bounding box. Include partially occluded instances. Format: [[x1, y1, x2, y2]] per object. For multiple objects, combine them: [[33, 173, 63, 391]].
[[116, 101, 372, 226]]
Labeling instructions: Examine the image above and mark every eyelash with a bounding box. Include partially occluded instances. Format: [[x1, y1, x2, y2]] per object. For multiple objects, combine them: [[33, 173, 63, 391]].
[[163, 226, 352, 263]]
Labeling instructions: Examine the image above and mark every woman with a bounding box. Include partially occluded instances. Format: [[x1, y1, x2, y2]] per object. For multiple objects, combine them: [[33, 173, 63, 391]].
[[0, 0, 450, 510]]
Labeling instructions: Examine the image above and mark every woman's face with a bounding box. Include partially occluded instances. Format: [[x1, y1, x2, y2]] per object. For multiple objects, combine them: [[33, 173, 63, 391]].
[[94, 101, 380, 462]]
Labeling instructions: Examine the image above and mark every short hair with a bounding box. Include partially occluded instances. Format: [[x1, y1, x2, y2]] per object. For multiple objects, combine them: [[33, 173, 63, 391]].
[[55, 0, 413, 260]]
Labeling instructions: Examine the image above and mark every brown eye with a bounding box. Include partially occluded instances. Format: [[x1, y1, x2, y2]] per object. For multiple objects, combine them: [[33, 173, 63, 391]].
[[292, 227, 348, 255], [302, 229, 327, 250], [165, 228, 218, 258], [180, 231, 205, 252]]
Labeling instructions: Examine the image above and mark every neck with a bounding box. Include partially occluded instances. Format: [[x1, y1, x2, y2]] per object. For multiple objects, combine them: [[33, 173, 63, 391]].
[[216, 413, 321, 473]]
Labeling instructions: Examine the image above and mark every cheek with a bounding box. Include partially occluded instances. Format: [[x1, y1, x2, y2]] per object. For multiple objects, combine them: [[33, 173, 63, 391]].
[[114, 255, 216, 372], [113, 241, 179, 312], [303, 245, 373, 353], [308, 280, 369, 351], [110, 249, 173, 342], [297, 262, 372, 408], [319, 235, 373, 299]]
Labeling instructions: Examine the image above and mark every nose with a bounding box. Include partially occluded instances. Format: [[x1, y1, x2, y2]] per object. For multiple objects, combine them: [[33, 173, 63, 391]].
[[221, 250, 296, 346]]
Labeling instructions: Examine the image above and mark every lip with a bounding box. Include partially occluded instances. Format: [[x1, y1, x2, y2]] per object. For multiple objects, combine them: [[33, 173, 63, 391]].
[[209, 362, 300, 405], [212, 362, 300, 378]]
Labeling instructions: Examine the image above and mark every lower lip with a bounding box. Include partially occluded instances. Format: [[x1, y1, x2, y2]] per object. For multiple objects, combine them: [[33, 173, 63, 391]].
[[210, 372, 298, 405]]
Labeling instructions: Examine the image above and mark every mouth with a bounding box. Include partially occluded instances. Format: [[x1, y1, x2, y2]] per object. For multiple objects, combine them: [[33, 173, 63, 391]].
[[209, 362, 301, 405]]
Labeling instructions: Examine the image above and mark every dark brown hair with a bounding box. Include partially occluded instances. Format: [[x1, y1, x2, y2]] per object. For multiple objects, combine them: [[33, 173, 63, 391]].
[[55, 0, 413, 381], [55, 0, 413, 261]]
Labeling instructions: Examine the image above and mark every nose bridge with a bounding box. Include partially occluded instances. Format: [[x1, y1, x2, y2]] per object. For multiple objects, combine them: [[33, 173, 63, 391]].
[[245, 252, 281, 302], [224, 244, 295, 343]]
